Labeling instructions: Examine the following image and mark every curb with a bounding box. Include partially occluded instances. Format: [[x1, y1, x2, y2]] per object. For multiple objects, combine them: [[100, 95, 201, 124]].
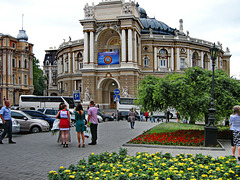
[[123, 140, 225, 151]]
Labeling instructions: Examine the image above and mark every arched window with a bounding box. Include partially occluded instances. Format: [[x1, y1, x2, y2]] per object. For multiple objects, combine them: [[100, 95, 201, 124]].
[[12, 59, 15, 68], [53, 60, 57, 65], [203, 54, 208, 70], [192, 52, 198, 67], [46, 60, 49, 66], [143, 56, 149, 67], [19, 77, 21, 84], [159, 49, 168, 68], [24, 59, 27, 69], [19, 60, 21, 68], [77, 53, 83, 70], [24, 75, 27, 85]]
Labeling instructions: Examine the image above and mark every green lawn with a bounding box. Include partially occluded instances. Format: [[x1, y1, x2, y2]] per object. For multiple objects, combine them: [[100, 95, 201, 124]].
[[148, 122, 229, 134], [148, 122, 205, 133]]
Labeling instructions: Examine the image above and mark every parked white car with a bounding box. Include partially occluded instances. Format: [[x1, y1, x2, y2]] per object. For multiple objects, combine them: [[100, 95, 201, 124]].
[[11, 110, 49, 133], [84, 110, 103, 123], [0, 117, 20, 134]]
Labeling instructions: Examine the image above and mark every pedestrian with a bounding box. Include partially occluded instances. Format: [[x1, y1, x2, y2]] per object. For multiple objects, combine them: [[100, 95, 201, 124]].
[[229, 105, 240, 160], [75, 103, 86, 148], [140, 113, 143, 122], [56, 104, 71, 148], [176, 111, 180, 123], [0, 100, 16, 144], [166, 109, 170, 123], [128, 108, 136, 129], [87, 101, 98, 145], [144, 111, 149, 122]]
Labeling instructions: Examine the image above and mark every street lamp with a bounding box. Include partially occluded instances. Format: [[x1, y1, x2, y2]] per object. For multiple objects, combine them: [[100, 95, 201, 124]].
[[204, 43, 219, 147]]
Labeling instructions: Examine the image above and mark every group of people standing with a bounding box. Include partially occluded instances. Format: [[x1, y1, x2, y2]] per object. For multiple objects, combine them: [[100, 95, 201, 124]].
[[56, 100, 98, 148]]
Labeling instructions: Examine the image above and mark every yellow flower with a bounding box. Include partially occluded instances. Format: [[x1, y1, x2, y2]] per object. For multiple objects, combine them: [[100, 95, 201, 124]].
[[69, 175, 75, 179], [129, 173, 133, 177], [154, 173, 158, 176], [49, 170, 56, 174], [96, 171, 100, 175], [91, 152, 94, 155], [60, 166, 64, 169], [95, 178, 100, 180], [64, 169, 71, 173], [166, 178, 171, 180]]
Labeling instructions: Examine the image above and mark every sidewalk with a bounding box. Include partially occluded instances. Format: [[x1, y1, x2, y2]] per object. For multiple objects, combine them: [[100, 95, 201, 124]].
[[0, 120, 232, 180]]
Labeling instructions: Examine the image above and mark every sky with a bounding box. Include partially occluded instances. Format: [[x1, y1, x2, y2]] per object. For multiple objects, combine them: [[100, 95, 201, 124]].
[[1, 0, 240, 77]]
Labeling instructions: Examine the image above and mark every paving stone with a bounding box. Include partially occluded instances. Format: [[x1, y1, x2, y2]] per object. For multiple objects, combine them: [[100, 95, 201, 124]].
[[0, 120, 232, 180]]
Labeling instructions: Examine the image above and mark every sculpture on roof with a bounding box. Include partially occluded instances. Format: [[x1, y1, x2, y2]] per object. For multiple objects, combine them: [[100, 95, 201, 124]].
[[84, 3, 95, 19]]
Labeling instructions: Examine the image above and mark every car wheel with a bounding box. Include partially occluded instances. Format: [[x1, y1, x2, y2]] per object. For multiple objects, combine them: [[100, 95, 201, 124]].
[[104, 117, 109, 121], [31, 126, 41, 133]]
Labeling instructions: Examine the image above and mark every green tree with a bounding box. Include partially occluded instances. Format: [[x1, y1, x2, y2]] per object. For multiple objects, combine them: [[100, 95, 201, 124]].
[[33, 56, 46, 95], [136, 67, 240, 124]]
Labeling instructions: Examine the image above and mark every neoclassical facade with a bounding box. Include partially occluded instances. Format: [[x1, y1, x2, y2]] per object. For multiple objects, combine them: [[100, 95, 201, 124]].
[[49, 0, 231, 109], [0, 30, 34, 106]]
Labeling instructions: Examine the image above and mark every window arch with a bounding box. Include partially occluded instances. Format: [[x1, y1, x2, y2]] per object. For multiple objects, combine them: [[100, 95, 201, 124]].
[[77, 52, 83, 70], [192, 52, 198, 67], [160, 49, 167, 54], [159, 49, 168, 68], [143, 56, 149, 67], [24, 59, 27, 69], [203, 54, 208, 70]]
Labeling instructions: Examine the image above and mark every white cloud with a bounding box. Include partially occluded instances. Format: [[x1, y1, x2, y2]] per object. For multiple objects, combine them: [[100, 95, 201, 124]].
[[1, 0, 239, 76]]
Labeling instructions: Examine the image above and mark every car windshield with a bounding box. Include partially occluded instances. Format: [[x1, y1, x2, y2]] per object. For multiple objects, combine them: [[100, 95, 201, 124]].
[[45, 109, 58, 115]]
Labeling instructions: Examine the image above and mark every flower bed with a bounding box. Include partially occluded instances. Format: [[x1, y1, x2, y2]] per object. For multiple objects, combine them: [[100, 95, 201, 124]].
[[48, 148, 240, 180], [128, 130, 231, 147]]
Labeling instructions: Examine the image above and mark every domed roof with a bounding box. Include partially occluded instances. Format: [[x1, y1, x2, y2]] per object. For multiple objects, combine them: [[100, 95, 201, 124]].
[[140, 18, 176, 35], [136, 3, 181, 36], [17, 29, 28, 42], [136, 2, 147, 18]]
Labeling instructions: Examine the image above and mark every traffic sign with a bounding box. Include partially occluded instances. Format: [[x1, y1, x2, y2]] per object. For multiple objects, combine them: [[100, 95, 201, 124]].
[[73, 90, 80, 102], [114, 88, 120, 95], [114, 95, 120, 102]]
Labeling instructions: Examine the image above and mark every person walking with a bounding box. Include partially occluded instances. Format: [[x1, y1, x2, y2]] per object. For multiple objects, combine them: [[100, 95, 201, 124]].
[[144, 111, 149, 122], [176, 111, 181, 123], [0, 100, 16, 144], [128, 108, 136, 129], [56, 104, 70, 148], [75, 103, 86, 148], [87, 101, 98, 145], [229, 105, 240, 160]]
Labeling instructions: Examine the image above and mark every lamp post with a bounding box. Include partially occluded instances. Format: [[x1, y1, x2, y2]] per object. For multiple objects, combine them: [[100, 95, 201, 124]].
[[204, 43, 219, 147]]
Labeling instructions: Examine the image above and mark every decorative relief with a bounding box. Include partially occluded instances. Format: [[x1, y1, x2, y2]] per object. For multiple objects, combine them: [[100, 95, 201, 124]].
[[84, 87, 92, 101], [84, 3, 95, 19], [123, 3, 132, 15], [122, 86, 131, 98]]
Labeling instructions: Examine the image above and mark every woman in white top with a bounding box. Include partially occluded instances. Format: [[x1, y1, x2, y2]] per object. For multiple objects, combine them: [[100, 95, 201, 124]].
[[229, 105, 240, 160]]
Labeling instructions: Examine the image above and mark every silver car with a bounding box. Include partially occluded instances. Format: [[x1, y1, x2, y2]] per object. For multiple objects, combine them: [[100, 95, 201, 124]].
[[11, 110, 49, 133], [0, 118, 20, 134]]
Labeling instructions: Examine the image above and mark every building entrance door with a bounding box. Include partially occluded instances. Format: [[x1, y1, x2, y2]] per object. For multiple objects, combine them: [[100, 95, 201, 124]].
[[110, 92, 116, 109]]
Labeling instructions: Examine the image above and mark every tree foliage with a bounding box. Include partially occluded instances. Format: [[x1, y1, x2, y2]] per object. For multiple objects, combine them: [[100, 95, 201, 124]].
[[33, 56, 46, 95], [136, 67, 240, 124]]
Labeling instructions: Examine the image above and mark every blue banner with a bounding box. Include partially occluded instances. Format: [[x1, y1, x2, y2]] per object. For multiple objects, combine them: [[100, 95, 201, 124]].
[[98, 51, 119, 65]]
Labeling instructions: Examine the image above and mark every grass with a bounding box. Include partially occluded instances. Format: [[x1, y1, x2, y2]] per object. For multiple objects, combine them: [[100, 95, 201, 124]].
[[148, 122, 230, 134], [148, 122, 205, 133]]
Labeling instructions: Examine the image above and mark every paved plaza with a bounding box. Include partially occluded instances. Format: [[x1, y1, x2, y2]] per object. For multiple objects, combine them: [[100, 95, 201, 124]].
[[0, 120, 233, 180]]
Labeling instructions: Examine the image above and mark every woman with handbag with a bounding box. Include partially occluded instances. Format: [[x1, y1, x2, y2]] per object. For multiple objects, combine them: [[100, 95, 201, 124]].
[[75, 103, 86, 148], [56, 104, 71, 148], [128, 108, 136, 129]]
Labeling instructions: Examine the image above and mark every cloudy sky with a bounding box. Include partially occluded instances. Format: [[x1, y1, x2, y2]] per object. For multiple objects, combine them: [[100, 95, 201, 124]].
[[1, 0, 239, 77]]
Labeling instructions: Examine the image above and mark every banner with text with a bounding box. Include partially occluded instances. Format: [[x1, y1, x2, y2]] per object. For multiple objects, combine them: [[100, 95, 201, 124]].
[[98, 51, 119, 65]]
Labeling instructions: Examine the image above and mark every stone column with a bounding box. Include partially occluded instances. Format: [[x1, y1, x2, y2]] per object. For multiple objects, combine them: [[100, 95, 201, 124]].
[[128, 28, 133, 62], [176, 48, 180, 70], [68, 52, 71, 73], [72, 52, 75, 73], [154, 46, 157, 70], [138, 34, 141, 66], [121, 28, 126, 62], [90, 31, 95, 63], [134, 31, 137, 63], [84, 31, 89, 63], [171, 48, 174, 71], [201, 51, 204, 68]]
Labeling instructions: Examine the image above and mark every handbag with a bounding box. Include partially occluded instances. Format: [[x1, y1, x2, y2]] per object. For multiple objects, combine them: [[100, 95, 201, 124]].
[[84, 127, 90, 138], [128, 116, 131, 122], [51, 119, 60, 131]]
